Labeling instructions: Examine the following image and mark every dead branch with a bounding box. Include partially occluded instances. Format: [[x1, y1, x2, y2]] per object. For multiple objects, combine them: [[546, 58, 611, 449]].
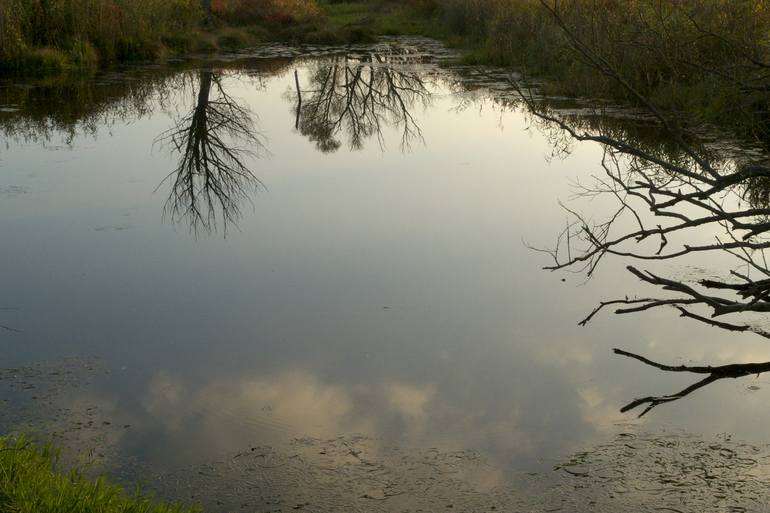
[[614, 348, 770, 416]]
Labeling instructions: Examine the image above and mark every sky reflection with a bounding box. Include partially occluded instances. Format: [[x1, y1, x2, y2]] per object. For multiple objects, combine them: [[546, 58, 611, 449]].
[[2, 39, 770, 511]]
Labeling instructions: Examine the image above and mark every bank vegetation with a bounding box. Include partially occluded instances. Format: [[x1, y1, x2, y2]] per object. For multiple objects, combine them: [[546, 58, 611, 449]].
[[3, 1, 770, 155], [0, 0, 320, 70], [431, 0, 770, 139], [0, 436, 198, 513]]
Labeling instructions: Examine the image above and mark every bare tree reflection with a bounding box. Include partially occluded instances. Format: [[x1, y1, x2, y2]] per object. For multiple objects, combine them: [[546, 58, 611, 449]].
[[523, 2, 770, 415], [292, 50, 432, 153], [157, 69, 266, 233]]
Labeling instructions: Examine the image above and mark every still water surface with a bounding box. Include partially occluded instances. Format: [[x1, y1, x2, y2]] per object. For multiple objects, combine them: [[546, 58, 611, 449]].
[[2, 38, 770, 511]]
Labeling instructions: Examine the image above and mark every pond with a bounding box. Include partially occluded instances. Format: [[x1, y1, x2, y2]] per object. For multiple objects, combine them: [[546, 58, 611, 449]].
[[3, 37, 770, 512]]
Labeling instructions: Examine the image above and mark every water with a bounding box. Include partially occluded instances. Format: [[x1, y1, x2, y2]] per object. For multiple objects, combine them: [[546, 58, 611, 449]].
[[3, 37, 770, 512]]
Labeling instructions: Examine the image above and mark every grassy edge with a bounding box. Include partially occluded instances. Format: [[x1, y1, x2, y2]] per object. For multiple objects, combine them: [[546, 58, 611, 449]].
[[0, 436, 199, 513]]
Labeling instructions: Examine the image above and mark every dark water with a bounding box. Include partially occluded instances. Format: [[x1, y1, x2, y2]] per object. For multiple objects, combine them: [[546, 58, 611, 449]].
[[3, 37, 770, 512]]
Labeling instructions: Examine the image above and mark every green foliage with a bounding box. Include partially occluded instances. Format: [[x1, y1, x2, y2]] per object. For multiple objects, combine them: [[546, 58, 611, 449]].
[[0, 437, 198, 513]]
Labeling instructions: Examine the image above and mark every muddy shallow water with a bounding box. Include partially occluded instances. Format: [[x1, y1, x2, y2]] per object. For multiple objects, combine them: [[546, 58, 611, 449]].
[[2, 37, 770, 512]]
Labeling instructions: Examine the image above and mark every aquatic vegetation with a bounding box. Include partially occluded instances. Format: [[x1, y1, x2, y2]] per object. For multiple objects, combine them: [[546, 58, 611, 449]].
[[128, 432, 770, 513]]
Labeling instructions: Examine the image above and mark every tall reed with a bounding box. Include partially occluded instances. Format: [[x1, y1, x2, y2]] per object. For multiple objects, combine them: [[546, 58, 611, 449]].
[[0, 0, 201, 68], [433, 0, 770, 137]]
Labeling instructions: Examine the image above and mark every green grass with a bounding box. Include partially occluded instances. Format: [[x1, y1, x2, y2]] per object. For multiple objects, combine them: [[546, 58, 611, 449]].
[[0, 437, 198, 513]]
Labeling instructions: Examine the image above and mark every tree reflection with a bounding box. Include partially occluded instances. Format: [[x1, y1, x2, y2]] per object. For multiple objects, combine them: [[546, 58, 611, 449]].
[[1, 49, 429, 234], [291, 50, 432, 153], [157, 69, 266, 234], [524, 4, 770, 415], [0, 71, 172, 145]]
